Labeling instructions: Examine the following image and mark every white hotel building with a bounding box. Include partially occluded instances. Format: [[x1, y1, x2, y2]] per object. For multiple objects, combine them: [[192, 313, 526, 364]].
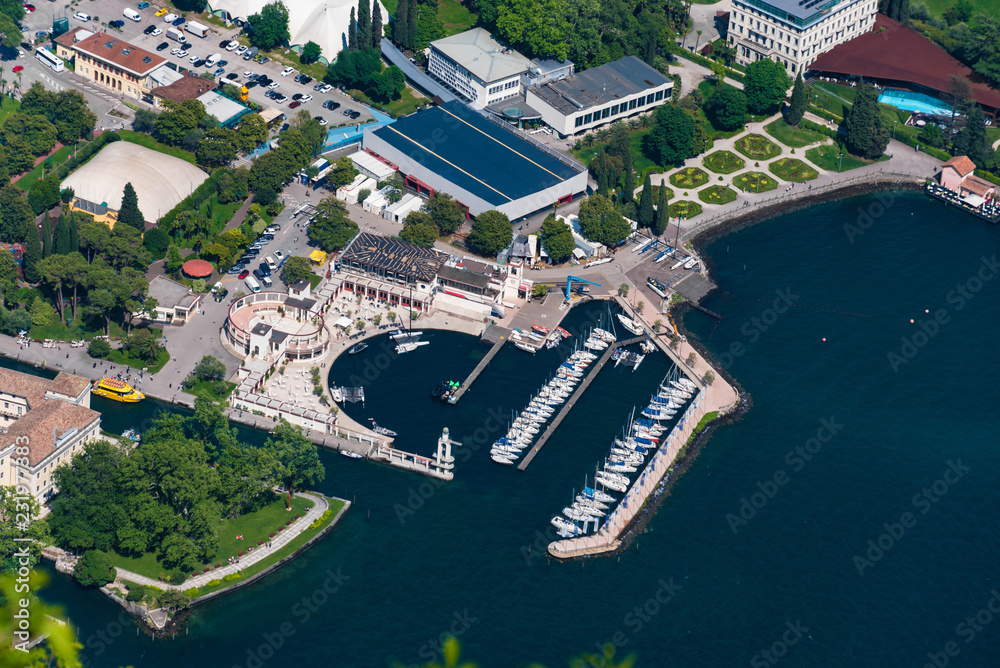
[[727, 0, 878, 75], [427, 28, 533, 108]]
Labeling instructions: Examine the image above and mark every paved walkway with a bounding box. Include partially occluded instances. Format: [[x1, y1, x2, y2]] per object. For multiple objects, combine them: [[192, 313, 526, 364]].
[[112, 491, 330, 591], [682, 0, 730, 50]]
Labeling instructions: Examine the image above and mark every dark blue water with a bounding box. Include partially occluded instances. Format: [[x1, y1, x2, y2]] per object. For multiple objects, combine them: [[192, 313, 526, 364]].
[[35, 190, 1000, 667]]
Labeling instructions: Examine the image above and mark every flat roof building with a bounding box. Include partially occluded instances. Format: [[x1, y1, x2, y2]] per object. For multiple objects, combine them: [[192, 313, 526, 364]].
[[152, 74, 218, 110], [428, 28, 532, 108], [145, 275, 203, 324], [728, 0, 877, 75], [364, 100, 587, 220], [525, 56, 673, 136], [197, 90, 249, 128]]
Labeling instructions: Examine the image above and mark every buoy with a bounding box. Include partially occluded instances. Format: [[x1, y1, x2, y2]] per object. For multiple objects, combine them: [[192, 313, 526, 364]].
[[910, 319, 914, 323], [822, 338, 826, 342]]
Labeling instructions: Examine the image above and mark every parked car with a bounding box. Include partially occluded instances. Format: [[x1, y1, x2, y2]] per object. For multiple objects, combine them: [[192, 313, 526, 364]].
[[226, 41, 238, 51], [288, 101, 301, 109], [261, 233, 274, 241], [144, 24, 156, 34], [12, 65, 23, 73], [299, 76, 312, 85], [258, 56, 269, 64], [238, 269, 249, 279], [156, 42, 169, 51], [162, 12, 177, 22], [155, 7, 167, 16], [220, 39, 231, 48], [315, 116, 327, 126], [269, 224, 281, 231], [217, 59, 228, 67], [349, 111, 360, 119], [313, 82, 324, 91], [258, 263, 271, 276], [225, 72, 239, 80], [274, 94, 287, 103], [73, 11, 90, 21], [245, 80, 258, 89], [172, 16, 185, 26], [244, 71, 254, 78], [176, 49, 189, 57], [281, 66, 295, 77], [188, 54, 200, 63], [109, 20, 124, 29], [292, 93, 302, 100], [322, 100, 340, 111], [342, 108, 353, 116], [268, 82, 279, 89], [23, 3, 35, 11], [273, 250, 285, 261], [193, 59, 206, 67], [138, 1, 150, 9], [171, 47, 181, 55], [300, 94, 313, 103], [235, 45, 247, 55], [228, 266, 242, 275], [253, 269, 265, 280], [214, 67, 225, 77]]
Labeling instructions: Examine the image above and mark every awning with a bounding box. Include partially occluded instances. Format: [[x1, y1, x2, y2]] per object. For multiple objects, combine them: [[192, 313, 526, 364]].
[[963, 194, 986, 207], [309, 250, 328, 264], [333, 316, 352, 329]]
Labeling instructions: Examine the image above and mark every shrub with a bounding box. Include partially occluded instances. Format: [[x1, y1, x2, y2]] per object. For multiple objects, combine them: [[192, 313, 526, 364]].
[[125, 584, 146, 602], [87, 338, 111, 359], [167, 570, 187, 585], [74, 550, 116, 587], [222, 572, 242, 582], [208, 579, 222, 587]]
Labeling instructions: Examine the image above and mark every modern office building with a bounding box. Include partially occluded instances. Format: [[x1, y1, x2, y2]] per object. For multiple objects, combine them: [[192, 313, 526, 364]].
[[427, 28, 533, 108]]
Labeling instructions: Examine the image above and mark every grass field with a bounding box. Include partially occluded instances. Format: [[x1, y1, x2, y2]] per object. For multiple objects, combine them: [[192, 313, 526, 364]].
[[769, 157, 819, 182], [119, 130, 198, 165], [0, 95, 21, 126], [15, 142, 86, 191], [438, 0, 477, 36], [571, 128, 659, 174], [732, 171, 778, 193], [185, 378, 236, 402], [107, 346, 170, 373], [765, 118, 829, 148], [698, 185, 737, 205], [920, 0, 994, 20], [382, 86, 430, 117], [199, 193, 242, 227], [703, 150, 745, 174], [669, 167, 709, 189], [668, 200, 703, 219], [805, 144, 882, 172], [31, 317, 124, 341], [734, 133, 782, 160], [307, 274, 322, 289]]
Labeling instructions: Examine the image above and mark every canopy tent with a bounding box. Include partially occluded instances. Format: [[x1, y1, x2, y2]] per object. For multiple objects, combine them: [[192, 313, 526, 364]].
[[333, 316, 352, 329], [309, 249, 328, 265]]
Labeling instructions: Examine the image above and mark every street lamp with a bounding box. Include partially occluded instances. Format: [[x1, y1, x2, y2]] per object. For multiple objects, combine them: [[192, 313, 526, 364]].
[[838, 152, 843, 173], [892, 120, 897, 141]]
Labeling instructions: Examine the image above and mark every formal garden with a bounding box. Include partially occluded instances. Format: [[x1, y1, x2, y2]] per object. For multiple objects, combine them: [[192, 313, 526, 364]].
[[769, 157, 820, 182], [703, 150, 745, 174], [734, 134, 782, 160], [805, 144, 880, 172], [668, 201, 703, 219], [669, 167, 710, 189], [698, 185, 738, 205], [732, 171, 779, 193], [764, 119, 828, 148]]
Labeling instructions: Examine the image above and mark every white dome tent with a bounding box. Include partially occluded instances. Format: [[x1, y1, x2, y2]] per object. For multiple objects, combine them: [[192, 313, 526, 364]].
[[208, 0, 386, 63]]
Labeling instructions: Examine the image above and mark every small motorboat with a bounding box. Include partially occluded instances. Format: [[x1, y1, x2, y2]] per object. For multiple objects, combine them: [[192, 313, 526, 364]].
[[531, 324, 550, 335], [369, 420, 397, 437], [514, 341, 537, 353], [616, 314, 644, 336], [341, 451, 363, 459], [348, 342, 368, 354], [491, 453, 516, 465]]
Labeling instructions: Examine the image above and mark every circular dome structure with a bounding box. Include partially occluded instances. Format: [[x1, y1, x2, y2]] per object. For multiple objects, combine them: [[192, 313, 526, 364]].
[[182, 259, 214, 279]]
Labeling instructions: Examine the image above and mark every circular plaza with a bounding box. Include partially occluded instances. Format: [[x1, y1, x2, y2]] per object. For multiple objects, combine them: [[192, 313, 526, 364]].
[[224, 290, 332, 363]]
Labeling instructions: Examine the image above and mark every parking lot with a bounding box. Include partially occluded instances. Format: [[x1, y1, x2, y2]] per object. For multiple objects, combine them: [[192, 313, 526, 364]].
[[19, 0, 373, 127]]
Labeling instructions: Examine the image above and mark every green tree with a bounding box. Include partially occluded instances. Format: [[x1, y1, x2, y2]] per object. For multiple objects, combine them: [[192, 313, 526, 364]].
[[468, 210, 512, 257], [952, 105, 992, 168], [711, 59, 726, 82], [268, 419, 325, 499], [133, 108, 159, 133], [281, 256, 313, 285], [88, 338, 111, 358], [637, 174, 655, 228], [494, 0, 570, 60], [154, 99, 206, 146], [787, 72, 807, 126], [22, 223, 42, 284], [117, 182, 145, 233], [125, 329, 163, 363], [40, 214, 52, 258], [49, 89, 98, 144], [705, 84, 747, 132], [743, 59, 791, 115], [400, 211, 440, 247], [0, 185, 31, 243], [193, 354, 227, 381], [54, 213, 72, 255], [644, 104, 696, 166], [37, 254, 70, 319], [197, 127, 238, 167], [425, 192, 464, 235], [358, 0, 372, 50], [248, 1, 291, 51], [309, 196, 359, 251], [28, 174, 61, 216], [1, 112, 58, 155], [235, 114, 268, 153], [143, 227, 171, 259], [0, 487, 47, 574], [655, 184, 669, 236], [538, 214, 575, 264], [371, 66, 406, 101], [372, 1, 384, 45], [843, 81, 889, 159], [301, 40, 322, 64], [78, 219, 111, 262], [29, 297, 54, 326], [578, 194, 630, 247], [328, 156, 359, 187], [74, 550, 117, 587], [396, 0, 411, 49], [3, 136, 34, 175]]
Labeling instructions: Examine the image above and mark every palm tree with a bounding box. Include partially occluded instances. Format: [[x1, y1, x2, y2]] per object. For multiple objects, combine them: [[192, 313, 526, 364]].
[[0, 66, 5, 94], [695, 30, 703, 52]]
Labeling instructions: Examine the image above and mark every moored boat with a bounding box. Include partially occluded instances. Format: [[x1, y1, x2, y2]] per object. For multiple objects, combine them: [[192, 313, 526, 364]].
[[348, 342, 368, 354], [92, 378, 144, 403]]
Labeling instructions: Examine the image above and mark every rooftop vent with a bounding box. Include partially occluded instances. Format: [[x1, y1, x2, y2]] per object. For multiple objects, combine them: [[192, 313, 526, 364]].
[[121, 48, 131, 55]]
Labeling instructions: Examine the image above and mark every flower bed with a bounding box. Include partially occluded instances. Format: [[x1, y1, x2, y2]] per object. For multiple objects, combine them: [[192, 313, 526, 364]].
[[732, 171, 778, 193], [769, 158, 819, 182], [667, 200, 703, 219], [703, 150, 745, 175], [668, 167, 709, 189], [734, 134, 781, 160], [697, 185, 737, 205]]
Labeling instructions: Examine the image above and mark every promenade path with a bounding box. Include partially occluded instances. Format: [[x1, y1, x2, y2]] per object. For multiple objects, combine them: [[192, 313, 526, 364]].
[[111, 491, 332, 591]]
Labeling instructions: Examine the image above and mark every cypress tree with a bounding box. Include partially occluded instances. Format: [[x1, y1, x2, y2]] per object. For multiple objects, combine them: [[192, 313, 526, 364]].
[[358, 0, 371, 50], [69, 216, 79, 253], [118, 182, 145, 233], [54, 214, 72, 255], [41, 216, 52, 258], [406, 0, 417, 51], [655, 183, 669, 236], [396, 0, 409, 49], [372, 1, 383, 47], [23, 224, 42, 284], [787, 72, 806, 126], [953, 105, 991, 168], [638, 174, 655, 228], [597, 168, 609, 197], [620, 151, 635, 203], [349, 7, 357, 51], [844, 81, 889, 160]]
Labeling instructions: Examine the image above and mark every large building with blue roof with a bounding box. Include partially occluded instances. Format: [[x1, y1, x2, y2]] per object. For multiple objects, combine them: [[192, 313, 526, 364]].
[[362, 101, 588, 221]]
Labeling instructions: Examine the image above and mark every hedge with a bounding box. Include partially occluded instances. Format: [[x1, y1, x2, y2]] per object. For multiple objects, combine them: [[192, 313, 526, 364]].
[[807, 106, 842, 123], [666, 45, 745, 83], [56, 132, 122, 180], [159, 170, 225, 230], [800, 118, 841, 142]]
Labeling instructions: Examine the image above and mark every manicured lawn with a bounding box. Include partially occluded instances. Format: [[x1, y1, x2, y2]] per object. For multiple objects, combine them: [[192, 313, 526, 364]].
[[15, 142, 86, 191], [199, 193, 242, 227], [106, 346, 170, 373], [650, 185, 674, 201], [668, 200, 703, 219], [572, 128, 659, 175], [805, 144, 881, 172], [669, 167, 709, 189], [703, 150, 745, 174], [734, 133, 781, 160], [383, 86, 430, 117], [917, 0, 993, 22], [118, 130, 197, 165], [810, 81, 855, 119], [30, 316, 119, 341], [0, 95, 20, 126], [307, 273, 322, 289], [769, 157, 819, 182], [765, 118, 829, 148], [438, 0, 477, 36], [732, 171, 778, 193], [697, 185, 737, 205], [185, 378, 236, 402], [190, 497, 346, 597]]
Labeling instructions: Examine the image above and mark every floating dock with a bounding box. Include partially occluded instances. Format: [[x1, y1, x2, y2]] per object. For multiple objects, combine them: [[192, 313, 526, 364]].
[[448, 334, 507, 404], [517, 335, 645, 470]]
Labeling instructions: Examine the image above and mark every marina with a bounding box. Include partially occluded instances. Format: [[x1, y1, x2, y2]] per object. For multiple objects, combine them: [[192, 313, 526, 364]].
[[445, 334, 508, 404]]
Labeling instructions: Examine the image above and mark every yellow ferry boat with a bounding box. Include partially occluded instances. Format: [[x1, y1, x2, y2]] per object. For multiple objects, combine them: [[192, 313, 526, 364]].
[[91, 378, 145, 403]]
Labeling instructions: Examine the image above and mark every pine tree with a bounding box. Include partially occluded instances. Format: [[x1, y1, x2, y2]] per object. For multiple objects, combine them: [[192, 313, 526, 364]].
[[23, 223, 42, 284], [371, 2, 383, 47], [358, 0, 371, 50], [597, 168, 609, 197], [638, 175, 655, 228], [953, 105, 991, 168], [69, 216, 79, 253], [349, 7, 357, 51], [118, 182, 145, 233], [54, 214, 72, 255], [787, 72, 806, 126], [406, 0, 417, 51], [41, 215, 52, 258], [620, 151, 635, 203], [844, 81, 889, 160], [655, 183, 669, 236], [396, 0, 409, 49]]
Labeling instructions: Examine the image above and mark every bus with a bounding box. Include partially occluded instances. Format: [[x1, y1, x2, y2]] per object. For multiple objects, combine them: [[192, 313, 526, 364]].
[[35, 48, 65, 73]]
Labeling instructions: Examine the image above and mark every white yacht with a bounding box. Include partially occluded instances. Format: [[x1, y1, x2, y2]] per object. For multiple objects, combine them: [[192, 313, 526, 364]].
[[616, 314, 644, 336]]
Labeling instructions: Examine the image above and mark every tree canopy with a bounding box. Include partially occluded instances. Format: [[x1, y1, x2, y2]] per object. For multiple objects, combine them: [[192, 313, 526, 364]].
[[787, 72, 807, 126], [644, 105, 695, 167], [705, 84, 747, 132], [843, 81, 889, 160], [247, 1, 290, 51], [743, 59, 791, 115], [118, 183, 145, 233], [309, 196, 359, 251], [281, 256, 313, 285], [578, 194, 630, 247], [467, 210, 512, 257], [539, 214, 575, 264]]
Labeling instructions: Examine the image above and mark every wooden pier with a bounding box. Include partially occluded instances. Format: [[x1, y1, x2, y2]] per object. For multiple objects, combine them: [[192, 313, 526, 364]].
[[517, 335, 645, 470], [448, 335, 507, 404]]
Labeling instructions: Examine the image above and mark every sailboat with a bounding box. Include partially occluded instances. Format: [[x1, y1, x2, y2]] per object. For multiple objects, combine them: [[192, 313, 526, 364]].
[[616, 314, 644, 336]]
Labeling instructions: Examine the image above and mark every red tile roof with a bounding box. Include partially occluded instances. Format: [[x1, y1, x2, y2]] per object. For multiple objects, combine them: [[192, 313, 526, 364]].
[[151, 75, 217, 104], [54, 26, 92, 49], [72, 31, 165, 77], [810, 15, 1000, 112], [943, 156, 977, 177], [962, 175, 994, 197], [5, 401, 100, 467]]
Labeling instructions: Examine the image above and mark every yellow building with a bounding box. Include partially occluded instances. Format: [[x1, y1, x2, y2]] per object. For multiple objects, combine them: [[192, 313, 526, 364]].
[[70, 31, 167, 100], [67, 196, 119, 227]]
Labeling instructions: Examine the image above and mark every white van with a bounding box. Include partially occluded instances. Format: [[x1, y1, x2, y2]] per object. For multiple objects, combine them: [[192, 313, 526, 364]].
[[123, 8, 141, 21], [265, 255, 277, 270], [205, 53, 222, 67], [261, 276, 273, 289], [244, 276, 261, 293]]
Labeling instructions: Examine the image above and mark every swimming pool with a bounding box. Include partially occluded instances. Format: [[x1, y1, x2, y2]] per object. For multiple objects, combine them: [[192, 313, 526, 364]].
[[878, 88, 953, 116]]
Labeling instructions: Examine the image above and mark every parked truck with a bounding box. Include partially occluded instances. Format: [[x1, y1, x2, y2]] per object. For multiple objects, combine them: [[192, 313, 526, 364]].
[[166, 27, 184, 41], [185, 21, 208, 38]]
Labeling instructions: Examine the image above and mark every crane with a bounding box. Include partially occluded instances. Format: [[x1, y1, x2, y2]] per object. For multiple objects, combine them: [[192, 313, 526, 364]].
[[564, 275, 601, 301]]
